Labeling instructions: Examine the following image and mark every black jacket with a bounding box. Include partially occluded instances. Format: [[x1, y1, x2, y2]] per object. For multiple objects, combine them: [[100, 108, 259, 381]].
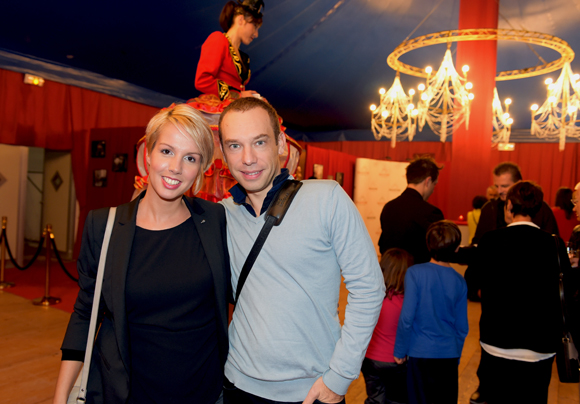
[[472, 224, 568, 353], [61, 192, 231, 403], [378, 188, 444, 263]]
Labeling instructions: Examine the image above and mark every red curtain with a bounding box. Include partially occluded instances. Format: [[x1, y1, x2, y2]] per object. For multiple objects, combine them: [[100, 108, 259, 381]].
[[304, 140, 580, 219], [304, 145, 357, 197]]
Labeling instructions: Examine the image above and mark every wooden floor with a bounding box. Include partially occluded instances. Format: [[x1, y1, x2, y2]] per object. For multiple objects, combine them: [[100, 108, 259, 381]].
[[1, 264, 579, 404]]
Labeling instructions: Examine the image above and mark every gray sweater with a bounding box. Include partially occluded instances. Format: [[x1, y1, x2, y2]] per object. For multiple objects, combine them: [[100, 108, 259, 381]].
[[221, 179, 385, 401]]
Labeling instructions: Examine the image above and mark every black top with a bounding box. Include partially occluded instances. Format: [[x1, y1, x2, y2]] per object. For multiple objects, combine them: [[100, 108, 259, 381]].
[[378, 188, 444, 263], [126, 217, 221, 404], [471, 225, 567, 353]]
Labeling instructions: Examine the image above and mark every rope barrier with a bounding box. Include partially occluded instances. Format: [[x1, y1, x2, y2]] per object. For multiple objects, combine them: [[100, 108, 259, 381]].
[[50, 237, 78, 282], [1, 227, 45, 271]]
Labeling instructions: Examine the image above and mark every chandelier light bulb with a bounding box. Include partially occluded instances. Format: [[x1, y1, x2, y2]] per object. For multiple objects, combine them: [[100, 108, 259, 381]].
[[503, 112, 510, 119], [409, 89, 415, 96], [421, 93, 428, 101], [548, 95, 557, 104], [545, 78, 553, 85], [531, 104, 539, 111], [381, 110, 389, 118], [412, 109, 419, 116], [379, 88, 386, 95], [418, 83, 425, 91], [370, 104, 377, 111], [408, 103, 415, 110], [505, 98, 512, 105], [425, 66, 432, 74], [465, 82, 473, 90], [507, 118, 514, 125], [548, 83, 555, 90], [462, 65, 470, 73], [468, 93, 474, 100]]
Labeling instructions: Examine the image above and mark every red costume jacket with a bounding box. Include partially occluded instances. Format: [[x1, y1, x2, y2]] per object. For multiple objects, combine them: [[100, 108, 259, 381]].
[[195, 32, 250, 100]]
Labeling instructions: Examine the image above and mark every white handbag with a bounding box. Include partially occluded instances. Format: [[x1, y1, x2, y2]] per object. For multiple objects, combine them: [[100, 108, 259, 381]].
[[67, 207, 116, 404]]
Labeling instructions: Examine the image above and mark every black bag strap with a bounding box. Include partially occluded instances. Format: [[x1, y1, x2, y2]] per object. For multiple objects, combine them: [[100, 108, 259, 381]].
[[555, 235, 570, 338], [234, 180, 302, 306]]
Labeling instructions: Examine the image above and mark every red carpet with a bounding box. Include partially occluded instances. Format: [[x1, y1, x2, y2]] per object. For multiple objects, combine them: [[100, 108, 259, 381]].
[[3, 259, 80, 313]]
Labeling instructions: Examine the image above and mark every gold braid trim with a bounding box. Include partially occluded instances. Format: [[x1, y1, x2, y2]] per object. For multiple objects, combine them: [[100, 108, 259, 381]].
[[224, 33, 243, 80], [217, 80, 230, 101]]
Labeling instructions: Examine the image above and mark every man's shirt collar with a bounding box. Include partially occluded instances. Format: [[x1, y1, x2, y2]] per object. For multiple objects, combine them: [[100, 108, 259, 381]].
[[229, 168, 291, 217]]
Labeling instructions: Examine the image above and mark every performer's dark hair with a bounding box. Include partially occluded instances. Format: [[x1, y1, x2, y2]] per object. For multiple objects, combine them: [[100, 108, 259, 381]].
[[507, 181, 544, 219], [493, 161, 522, 182], [220, 1, 264, 32], [218, 97, 281, 145], [406, 156, 442, 184], [426, 220, 461, 262]]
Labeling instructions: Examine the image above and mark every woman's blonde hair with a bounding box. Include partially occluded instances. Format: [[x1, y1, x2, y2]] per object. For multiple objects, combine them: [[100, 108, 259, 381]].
[[146, 104, 214, 194], [380, 248, 413, 299]]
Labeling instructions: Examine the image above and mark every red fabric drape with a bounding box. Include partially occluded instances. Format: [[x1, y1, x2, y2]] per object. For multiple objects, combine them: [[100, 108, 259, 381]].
[[449, 0, 498, 220], [304, 141, 580, 220], [0, 68, 160, 257], [304, 145, 357, 197]]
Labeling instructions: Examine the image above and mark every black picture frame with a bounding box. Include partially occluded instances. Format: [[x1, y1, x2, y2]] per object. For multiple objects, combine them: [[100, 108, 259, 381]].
[[91, 140, 106, 158]]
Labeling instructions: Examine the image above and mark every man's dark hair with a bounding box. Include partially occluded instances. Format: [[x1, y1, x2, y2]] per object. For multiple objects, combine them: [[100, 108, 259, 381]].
[[493, 161, 522, 182], [218, 97, 281, 145], [406, 156, 442, 184], [472, 195, 487, 210], [426, 220, 462, 262], [506, 181, 544, 219]]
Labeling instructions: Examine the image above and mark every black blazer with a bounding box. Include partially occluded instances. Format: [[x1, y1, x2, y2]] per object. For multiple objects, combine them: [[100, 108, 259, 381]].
[[61, 192, 231, 403], [378, 188, 444, 263]]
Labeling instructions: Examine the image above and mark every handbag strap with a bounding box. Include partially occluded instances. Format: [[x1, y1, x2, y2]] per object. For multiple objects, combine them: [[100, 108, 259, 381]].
[[77, 207, 117, 403], [554, 235, 570, 339], [234, 180, 302, 306]]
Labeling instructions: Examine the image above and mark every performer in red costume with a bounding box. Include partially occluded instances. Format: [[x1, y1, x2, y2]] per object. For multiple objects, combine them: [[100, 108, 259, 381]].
[[134, 0, 301, 202], [195, 0, 262, 101]]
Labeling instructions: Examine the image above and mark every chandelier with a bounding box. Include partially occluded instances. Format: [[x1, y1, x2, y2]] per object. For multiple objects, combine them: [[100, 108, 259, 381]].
[[415, 47, 472, 142], [370, 74, 417, 147], [492, 87, 513, 145], [530, 62, 580, 151], [372, 28, 576, 148]]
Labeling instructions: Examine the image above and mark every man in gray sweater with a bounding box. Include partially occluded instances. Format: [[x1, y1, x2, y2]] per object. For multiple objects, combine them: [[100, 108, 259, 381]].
[[218, 97, 385, 404]]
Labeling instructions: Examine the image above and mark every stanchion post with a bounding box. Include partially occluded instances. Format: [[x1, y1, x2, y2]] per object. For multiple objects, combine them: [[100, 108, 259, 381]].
[[33, 224, 61, 306], [0, 216, 15, 290]]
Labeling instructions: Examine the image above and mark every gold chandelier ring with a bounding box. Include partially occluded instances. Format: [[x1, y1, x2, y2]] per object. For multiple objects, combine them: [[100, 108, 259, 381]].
[[387, 28, 575, 81]]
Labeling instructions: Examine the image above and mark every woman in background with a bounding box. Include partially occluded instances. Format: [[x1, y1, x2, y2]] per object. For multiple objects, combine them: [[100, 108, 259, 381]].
[[467, 195, 487, 244], [552, 187, 579, 241], [362, 248, 413, 404], [53, 104, 230, 404]]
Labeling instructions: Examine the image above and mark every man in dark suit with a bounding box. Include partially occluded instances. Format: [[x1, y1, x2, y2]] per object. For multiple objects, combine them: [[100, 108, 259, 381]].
[[378, 156, 444, 264], [471, 161, 559, 245]]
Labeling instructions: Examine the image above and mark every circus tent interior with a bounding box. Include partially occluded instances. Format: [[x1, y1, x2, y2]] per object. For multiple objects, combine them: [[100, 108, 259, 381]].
[[0, 0, 579, 260]]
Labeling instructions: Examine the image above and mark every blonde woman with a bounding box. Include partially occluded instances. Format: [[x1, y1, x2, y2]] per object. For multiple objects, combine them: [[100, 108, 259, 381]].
[[53, 104, 230, 404]]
